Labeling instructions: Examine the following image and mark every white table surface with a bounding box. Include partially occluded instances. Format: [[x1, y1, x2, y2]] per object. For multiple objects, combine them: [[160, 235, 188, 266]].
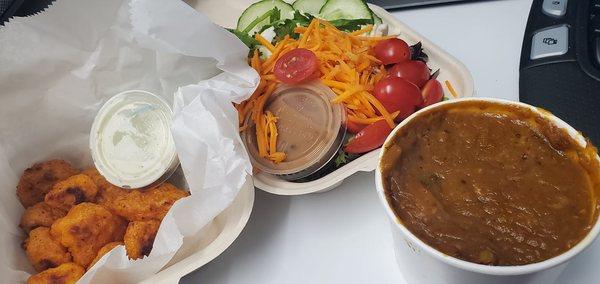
[[182, 0, 600, 283]]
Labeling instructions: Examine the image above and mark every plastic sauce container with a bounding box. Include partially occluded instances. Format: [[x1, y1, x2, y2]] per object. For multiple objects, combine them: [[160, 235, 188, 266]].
[[90, 90, 179, 189], [242, 81, 347, 181]]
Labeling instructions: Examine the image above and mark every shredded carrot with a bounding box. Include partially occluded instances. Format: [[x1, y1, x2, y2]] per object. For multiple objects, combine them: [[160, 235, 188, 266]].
[[262, 74, 278, 81], [331, 86, 365, 103], [254, 34, 276, 53], [350, 25, 373, 36], [239, 19, 403, 163], [348, 111, 400, 124], [323, 65, 341, 80], [322, 79, 349, 90], [362, 92, 395, 128], [445, 80, 459, 98]]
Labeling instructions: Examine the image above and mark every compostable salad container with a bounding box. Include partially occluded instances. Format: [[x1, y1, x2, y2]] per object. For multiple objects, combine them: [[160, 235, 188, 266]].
[[192, 1, 475, 195], [188, 0, 474, 195], [375, 98, 600, 284]]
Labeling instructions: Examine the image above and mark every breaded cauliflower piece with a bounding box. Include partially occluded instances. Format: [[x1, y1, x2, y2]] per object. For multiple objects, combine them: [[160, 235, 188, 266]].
[[82, 167, 130, 209], [50, 203, 126, 267], [88, 241, 123, 269], [20, 202, 67, 234], [27, 262, 84, 284], [82, 168, 113, 192], [124, 220, 160, 260], [23, 227, 71, 272], [102, 183, 188, 221], [17, 160, 79, 208], [45, 174, 98, 211]]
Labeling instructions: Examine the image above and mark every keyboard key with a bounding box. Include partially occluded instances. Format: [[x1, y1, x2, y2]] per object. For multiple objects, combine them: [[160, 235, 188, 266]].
[[530, 25, 569, 60], [542, 0, 568, 18], [595, 37, 600, 65], [591, 13, 600, 34]]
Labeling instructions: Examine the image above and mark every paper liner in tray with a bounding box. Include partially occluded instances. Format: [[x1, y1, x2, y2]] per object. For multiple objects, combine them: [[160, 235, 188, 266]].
[[0, 0, 258, 283]]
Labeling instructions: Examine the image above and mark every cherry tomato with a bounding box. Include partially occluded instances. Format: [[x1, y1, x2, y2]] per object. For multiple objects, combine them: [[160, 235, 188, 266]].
[[373, 77, 423, 121], [420, 79, 444, 108], [389, 60, 430, 88], [344, 120, 393, 154], [346, 120, 366, 134], [373, 38, 411, 65], [274, 48, 318, 84]]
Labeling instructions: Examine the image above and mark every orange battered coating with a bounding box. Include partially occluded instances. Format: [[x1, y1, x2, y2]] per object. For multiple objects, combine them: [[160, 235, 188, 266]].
[[20, 202, 67, 234], [17, 160, 79, 208], [124, 220, 160, 260], [23, 227, 71, 272], [102, 183, 188, 221], [82, 168, 129, 209], [45, 174, 99, 211], [82, 168, 114, 192], [27, 262, 84, 284], [50, 203, 126, 267]]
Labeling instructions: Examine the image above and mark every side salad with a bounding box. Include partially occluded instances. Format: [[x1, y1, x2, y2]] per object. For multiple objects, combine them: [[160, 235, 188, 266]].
[[232, 0, 456, 180]]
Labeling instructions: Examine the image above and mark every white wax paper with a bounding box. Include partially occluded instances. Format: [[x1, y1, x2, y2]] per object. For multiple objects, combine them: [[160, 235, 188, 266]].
[[0, 0, 257, 282]]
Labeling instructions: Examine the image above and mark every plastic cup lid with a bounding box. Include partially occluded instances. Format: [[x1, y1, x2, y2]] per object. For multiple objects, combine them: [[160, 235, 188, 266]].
[[242, 81, 346, 180], [90, 90, 178, 188]]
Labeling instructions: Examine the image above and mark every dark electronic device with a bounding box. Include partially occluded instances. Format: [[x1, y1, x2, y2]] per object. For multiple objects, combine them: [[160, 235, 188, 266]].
[[0, 0, 23, 23], [1, 0, 53, 24], [520, 0, 600, 144], [367, 0, 489, 10]]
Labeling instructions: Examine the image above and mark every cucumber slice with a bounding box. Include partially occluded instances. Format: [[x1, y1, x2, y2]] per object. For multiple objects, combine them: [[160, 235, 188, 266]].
[[319, 0, 372, 21], [292, 0, 326, 15], [236, 0, 295, 35]]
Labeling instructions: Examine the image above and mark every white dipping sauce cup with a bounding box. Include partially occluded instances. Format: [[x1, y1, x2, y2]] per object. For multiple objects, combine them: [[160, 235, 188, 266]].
[[375, 98, 600, 284], [90, 90, 179, 189]]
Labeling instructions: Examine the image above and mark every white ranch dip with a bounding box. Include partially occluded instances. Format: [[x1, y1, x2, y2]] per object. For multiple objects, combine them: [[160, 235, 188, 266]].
[[90, 90, 178, 188]]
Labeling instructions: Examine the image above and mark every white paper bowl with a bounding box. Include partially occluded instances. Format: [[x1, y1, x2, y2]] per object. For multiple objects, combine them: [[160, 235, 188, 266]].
[[139, 176, 254, 284], [375, 98, 600, 284], [191, 1, 475, 195]]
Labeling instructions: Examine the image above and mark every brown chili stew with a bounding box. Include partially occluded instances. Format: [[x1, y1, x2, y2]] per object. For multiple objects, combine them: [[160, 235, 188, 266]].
[[381, 101, 600, 266]]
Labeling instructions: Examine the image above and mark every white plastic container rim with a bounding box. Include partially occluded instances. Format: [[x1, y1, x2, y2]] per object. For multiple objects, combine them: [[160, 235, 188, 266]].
[[375, 97, 600, 276]]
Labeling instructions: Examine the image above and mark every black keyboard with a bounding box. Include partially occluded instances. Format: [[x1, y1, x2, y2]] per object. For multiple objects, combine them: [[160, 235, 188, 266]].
[[520, 0, 600, 145]]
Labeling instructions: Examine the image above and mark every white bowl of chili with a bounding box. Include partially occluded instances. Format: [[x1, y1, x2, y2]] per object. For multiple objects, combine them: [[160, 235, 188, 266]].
[[375, 98, 600, 284]]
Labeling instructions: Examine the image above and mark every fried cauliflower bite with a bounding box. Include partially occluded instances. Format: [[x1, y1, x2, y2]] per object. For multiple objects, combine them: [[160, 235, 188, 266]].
[[45, 174, 99, 211], [103, 183, 189, 221], [88, 241, 123, 269], [17, 160, 79, 208], [50, 203, 127, 268], [82, 167, 130, 208], [27, 262, 84, 284], [82, 168, 113, 191], [124, 220, 160, 260], [20, 202, 67, 234], [23, 227, 72, 272]]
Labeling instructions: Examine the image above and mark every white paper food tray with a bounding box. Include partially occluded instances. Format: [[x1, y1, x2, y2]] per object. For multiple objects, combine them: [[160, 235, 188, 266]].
[[191, 2, 474, 196], [140, 177, 254, 284]]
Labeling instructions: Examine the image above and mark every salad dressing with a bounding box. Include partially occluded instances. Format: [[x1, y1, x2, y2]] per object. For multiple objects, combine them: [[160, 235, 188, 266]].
[[242, 81, 346, 180]]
